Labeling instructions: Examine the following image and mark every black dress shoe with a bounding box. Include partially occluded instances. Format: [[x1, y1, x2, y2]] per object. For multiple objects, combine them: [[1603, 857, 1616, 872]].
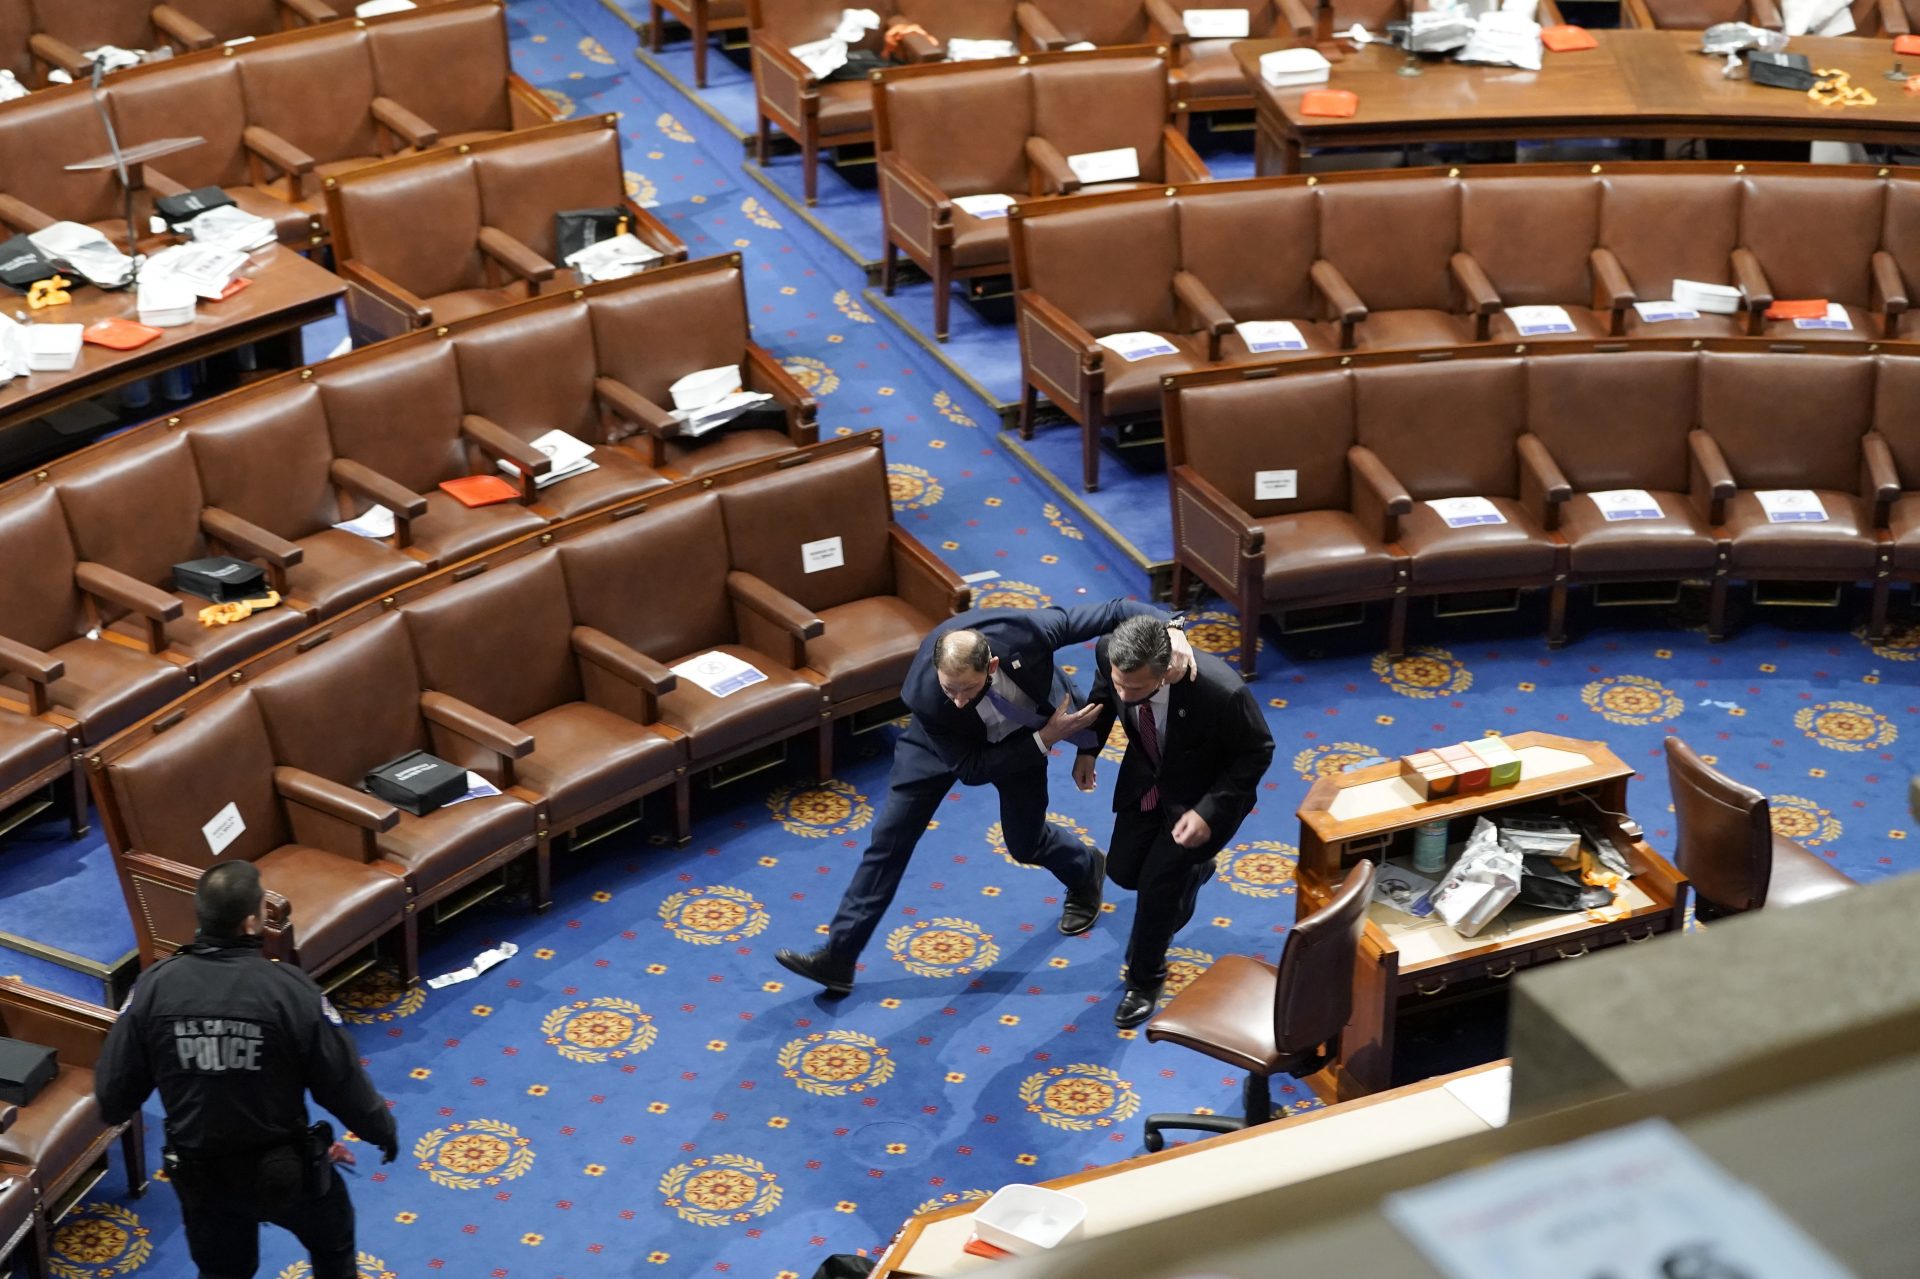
[[775, 947, 855, 996], [1114, 984, 1161, 1029], [1058, 851, 1106, 936]]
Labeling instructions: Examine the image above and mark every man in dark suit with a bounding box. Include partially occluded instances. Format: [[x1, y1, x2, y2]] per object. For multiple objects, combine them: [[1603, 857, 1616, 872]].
[[776, 600, 1193, 995], [1082, 614, 1275, 1028]]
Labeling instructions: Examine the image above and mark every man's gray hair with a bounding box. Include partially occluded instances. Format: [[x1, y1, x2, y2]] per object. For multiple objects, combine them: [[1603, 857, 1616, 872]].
[[1109, 615, 1171, 674], [934, 629, 992, 675]]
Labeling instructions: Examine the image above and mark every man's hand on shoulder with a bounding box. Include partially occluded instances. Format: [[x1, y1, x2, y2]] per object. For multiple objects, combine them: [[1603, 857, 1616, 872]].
[[1168, 625, 1195, 682]]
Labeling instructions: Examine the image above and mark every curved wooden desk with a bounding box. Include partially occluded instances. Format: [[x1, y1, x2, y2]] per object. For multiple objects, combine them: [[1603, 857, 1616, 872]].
[[1234, 32, 1920, 174]]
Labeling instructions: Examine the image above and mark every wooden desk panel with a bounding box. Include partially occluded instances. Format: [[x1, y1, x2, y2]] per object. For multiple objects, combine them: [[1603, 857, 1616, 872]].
[[1235, 32, 1920, 172]]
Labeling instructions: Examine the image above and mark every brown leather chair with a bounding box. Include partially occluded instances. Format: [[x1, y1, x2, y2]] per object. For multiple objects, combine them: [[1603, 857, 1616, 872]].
[[102, 690, 418, 980], [366, 0, 535, 147], [1624, 0, 1781, 27], [0, 89, 134, 243], [313, 340, 551, 569], [26, 0, 193, 82], [1459, 174, 1610, 342], [649, 0, 748, 88], [0, 706, 85, 841], [1, 0, 37, 86], [1597, 174, 1745, 338], [1873, 356, 1920, 594], [1844, 0, 1918, 34], [0, 1158, 40, 1278], [0, 978, 144, 1216], [1150, 1, 1313, 129], [585, 256, 818, 478], [1141, 859, 1374, 1149], [1315, 181, 1477, 352], [1176, 184, 1333, 357], [747, 0, 883, 206], [1692, 353, 1892, 638], [1739, 173, 1898, 339], [1167, 371, 1407, 676], [716, 448, 970, 715], [166, 0, 341, 42], [556, 494, 834, 776], [0, 489, 192, 743], [399, 550, 692, 845], [251, 614, 550, 909], [1664, 737, 1852, 919], [1522, 352, 1720, 645], [54, 433, 310, 679]]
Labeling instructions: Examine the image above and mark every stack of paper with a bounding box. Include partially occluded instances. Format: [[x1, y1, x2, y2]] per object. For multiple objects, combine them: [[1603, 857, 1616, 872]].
[[1408, 8, 1475, 52], [1633, 300, 1700, 323], [501, 429, 599, 489], [143, 244, 250, 300], [28, 222, 134, 289], [356, 0, 418, 15], [953, 193, 1017, 220], [0, 315, 27, 384], [1504, 304, 1574, 335], [1458, 11, 1542, 69], [1096, 331, 1178, 362], [181, 205, 277, 253], [1428, 496, 1507, 528], [945, 38, 1017, 60], [1237, 320, 1308, 352], [1673, 278, 1744, 314], [1259, 47, 1332, 86], [24, 324, 84, 372], [83, 46, 146, 74], [668, 365, 775, 437], [137, 277, 197, 328], [333, 505, 397, 540], [564, 233, 663, 283]]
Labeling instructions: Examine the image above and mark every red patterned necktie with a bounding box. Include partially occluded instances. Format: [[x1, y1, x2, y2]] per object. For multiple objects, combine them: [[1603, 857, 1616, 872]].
[[1137, 702, 1160, 813]]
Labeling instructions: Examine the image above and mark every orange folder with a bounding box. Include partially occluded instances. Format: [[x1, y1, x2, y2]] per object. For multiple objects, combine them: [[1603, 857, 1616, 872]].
[[1765, 299, 1830, 321], [81, 317, 164, 350], [439, 475, 521, 507], [1895, 34, 1920, 55], [1541, 25, 1598, 52], [962, 1236, 1014, 1260], [1300, 88, 1358, 118], [212, 276, 251, 302]]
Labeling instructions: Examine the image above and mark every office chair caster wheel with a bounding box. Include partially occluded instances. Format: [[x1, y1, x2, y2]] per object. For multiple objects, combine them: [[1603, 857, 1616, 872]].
[[1143, 1128, 1165, 1153]]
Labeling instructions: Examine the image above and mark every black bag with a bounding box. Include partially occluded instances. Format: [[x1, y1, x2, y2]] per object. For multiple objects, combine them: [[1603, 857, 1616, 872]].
[[0, 235, 57, 292], [363, 750, 469, 816], [1518, 854, 1614, 913], [810, 1258, 876, 1279], [553, 207, 630, 260], [824, 48, 887, 81], [1747, 50, 1818, 91], [0, 1037, 56, 1106], [173, 556, 267, 603], [155, 185, 236, 227]]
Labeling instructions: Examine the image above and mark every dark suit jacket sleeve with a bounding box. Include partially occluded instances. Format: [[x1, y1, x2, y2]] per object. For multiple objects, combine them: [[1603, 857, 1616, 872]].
[[1192, 678, 1275, 843], [1041, 598, 1167, 651], [916, 711, 1049, 788], [93, 980, 154, 1128], [1086, 636, 1119, 759]]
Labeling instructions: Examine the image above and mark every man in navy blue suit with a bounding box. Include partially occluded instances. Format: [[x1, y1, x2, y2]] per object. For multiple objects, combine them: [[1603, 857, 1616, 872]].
[[776, 600, 1192, 995]]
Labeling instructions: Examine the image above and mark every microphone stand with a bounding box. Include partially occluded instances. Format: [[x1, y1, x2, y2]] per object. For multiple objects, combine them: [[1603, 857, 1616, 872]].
[[85, 54, 141, 289]]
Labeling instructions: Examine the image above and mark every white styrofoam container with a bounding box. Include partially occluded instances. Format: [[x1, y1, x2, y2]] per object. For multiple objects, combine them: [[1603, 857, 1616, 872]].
[[25, 324, 83, 372], [971, 1184, 1087, 1256]]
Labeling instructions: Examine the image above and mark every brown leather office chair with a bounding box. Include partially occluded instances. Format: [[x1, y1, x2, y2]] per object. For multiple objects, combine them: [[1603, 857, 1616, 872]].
[[1141, 859, 1374, 1150], [1664, 736, 1853, 920], [1623, 0, 1782, 28]]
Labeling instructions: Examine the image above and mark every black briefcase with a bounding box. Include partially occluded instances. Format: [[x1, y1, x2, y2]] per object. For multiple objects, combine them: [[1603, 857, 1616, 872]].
[[363, 751, 468, 816], [0, 1037, 56, 1106], [553, 207, 629, 260], [173, 556, 267, 603], [1747, 50, 1818, 90], [0, 235, 56, 291], [154, 185, 236, 227]]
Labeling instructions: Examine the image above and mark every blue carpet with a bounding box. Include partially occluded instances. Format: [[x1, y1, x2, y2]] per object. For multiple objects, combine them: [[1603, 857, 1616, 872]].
[[863, 285, 1024, 412], [0, 811, 134, 966], [998, 424, 1177, 569], [10, 6, 1917, 1278]]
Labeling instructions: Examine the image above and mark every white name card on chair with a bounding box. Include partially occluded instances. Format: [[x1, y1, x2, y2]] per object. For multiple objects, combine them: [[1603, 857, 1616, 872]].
[[1067, 147, 1140, 185], [1184, 8, 1253, 37]]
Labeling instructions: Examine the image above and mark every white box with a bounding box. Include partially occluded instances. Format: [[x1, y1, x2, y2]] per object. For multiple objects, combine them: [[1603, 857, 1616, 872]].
[[24, 324, 83, 372], [972, 1184, 1087, 1256], [1259, 47, 1331, 87], [137, 278, 197, 328], [1672, 279, 1743, 314]]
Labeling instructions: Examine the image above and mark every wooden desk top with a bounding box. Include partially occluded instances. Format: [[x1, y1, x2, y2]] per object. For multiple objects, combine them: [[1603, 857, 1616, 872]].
[[1234, 31, 1920, 144], [1, 245, 343, 433]]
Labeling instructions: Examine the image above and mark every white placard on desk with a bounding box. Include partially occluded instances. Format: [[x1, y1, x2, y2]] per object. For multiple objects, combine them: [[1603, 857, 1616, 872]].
[[1504, 304, 1575, 336], [1384, 1118, 1855, 1279], [670, 651, 768, 698], [1236, 319, 1308, 352], [1096, 331, 1178, 362], [1632, 299, 1701, 323], [1589, 488, 1661, 522], [1756, 489, 1828, 524], [1184, 8, 1253, 37], [1427, 496, 1506, 528], [1794, 302, 1853, 331], [1254, 469, 1299, 501], [1067, 146, 1140, 185]]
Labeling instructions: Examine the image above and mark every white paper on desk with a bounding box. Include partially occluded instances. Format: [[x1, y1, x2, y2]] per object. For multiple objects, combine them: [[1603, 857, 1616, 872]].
[[137, 277, 198, 328], [24, 324, 83, 372], [566, 233, 663, 283], [1384, 1119, 1856, 1279], [1371, 865, 1440, 917], [1259, 46, 1331, 85], [426, 941, 519, 989], [1793, 302, 1853, 331], [1064, 40, 1097, 50], [1503, 304, 1574, 336], [0, 70, 29, 103], [500, 429, 598, 489], [0, 315, 26, 383], [441, 771, 502, 808], [1756, 489, 1827, 523], [672, 390, 775, 437], [953, 193, 1017, 220], [1457, 12, 1542, 70], [672, 650, 768, 698], [1427, 496, 1506, 528], [1184, 8, 1253, 37], [1096, 331, 1178, 362], [945, 37, 1017, 60], [144, 243, 250, 300], [1589, 488, 1662, 522], [1067, 146, 1140, 186], [28, 221, 134, 289], [1633, 299, 1700, 323], [790, 35, 849, 79], [356, 0, 419, 15], [1442, 1064, 1511, 1128], [1781, 0, 1854, 35], [182, 205, 277, 252], [1236, 319, 1308, 352], [834, 6, 882, 38], [333, 504, 396, 540]]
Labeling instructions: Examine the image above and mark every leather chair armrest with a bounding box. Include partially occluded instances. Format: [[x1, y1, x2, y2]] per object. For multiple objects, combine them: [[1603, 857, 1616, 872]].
[[1688, 429, 1735, 525], [1020, 290, 1101, 362], [1025, 136, 1082, 196], [1173, 465, 1264, 552], [1730, 248, 1772, 334], [75, 562, 182, 624], [572, 625, 676, 694], [27, 33, 87, 78], [0, 193, 56, 235], [243, 126, 317, 177], [1275, 0, 1317, 33], [727, 571, 824, 640], [889, 525, 971, 620], [1163, 126, 1211, 185], [329, 458, 429, 522], [1311, 259, 1368, 349], [594, 376, 678, 444], [1174, 270, 1235, 362], [273, 766, 400, 834], [894, 27, 943, 61], [1450, 252, 1502, 341], [743, 345, 819, 438], [1145, 0, 1190, 41], [370, 96, 440, 150], [881, 151, 953, 225], [1589, 247, 1635, 336], [1881, 0, 1912, 33], [0, 978, 118, 1060], [0, 636, 62, 714], [340, 261, 433, 328], [419, 690, 534, 760], [1517, 432, 1572, 532], [1621, 0, 1656, 26], [460, 414, 552, 500], [141, 166, 188, 198], [1872, 250, 1908, 338], [0, 1104, 15, 1134], [477, 225, 557, 285], [200, 508, 303, 596], [1348, 445, 1412, 543], [1750, 0, 1785, 26], [751, 38, 817, 128], [1862, 431, 1901, 524], [151, 5, 218, 50], [280, 0, 340, 22], [1016, 1, 1071, 49], [625, 202, 686, 264]]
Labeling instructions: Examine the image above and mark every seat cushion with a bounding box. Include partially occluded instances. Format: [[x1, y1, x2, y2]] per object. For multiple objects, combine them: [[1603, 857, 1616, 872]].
[[1767, 835, 1854, 909], [0, 711, 69, 792], [1891, 493, 1920, 572], [1398, 496, 1558, 587], [428, 286, 528, 327], [254, 844, 409, 970], [815, 80, 875, 137], [29, 638, 192, 743], [1559, 490, 1719, 577], [1099, 333, 1215, 419], [1484, 305, 1612, 343], [377, 794, 539, 900], [1350, 309, 1477, 351], [806, 595, 935, 704], [1759, 304, 1877, 342], [283, 529, 425, 619], [1216, 321, 1342, 363], [1143, 954, 1281, 1075], [661, 429, 798, 478], [658, 645, 827, 765], [1619, 310, 1745, 340], [109, 596, 308, 680], [406, 491, 550, 570], [514, 702, 684, 830], [1723, 491, 1877, 575], [1258, 510, 1399, 603], [951, 205, 1012, 271], [528, 449, 671, 521], [1176, 40, 1257, 98], [0, 1065, 108, 1197]]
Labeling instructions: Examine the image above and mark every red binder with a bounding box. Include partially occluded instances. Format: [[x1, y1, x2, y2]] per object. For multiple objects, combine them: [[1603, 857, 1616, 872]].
[[1542, 25, 1598, 52], [439, 475, 521, 507], [1300, 89, 1358, 118]]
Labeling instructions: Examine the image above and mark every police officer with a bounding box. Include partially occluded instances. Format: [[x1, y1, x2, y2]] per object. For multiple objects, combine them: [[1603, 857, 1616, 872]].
[[94, 861, 400, 1279]]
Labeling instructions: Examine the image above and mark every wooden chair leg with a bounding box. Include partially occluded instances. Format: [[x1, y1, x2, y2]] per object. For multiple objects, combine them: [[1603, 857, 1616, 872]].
[[1547, 581, 1569, 648], [66, 753, 88, 839], [692, 9, 709, 86], [881, 239, 898, 295], [1707, 572, 1730, 641], [531, 833, 553, 913], [1169, 559, 1191, 612], [804, 138, 820, 206], [1386, 591, 1409, 658], [1082, 407, 1103, 491], [933, 252, 952, 342], [121, 1113, 147, 1198], [672, 774, 692, 846], [814, 719, 834, 782], [1869, 572, 1891, 640], [649, 3, 664, 52], [1238, 584, 1261, 679], [397, 912, 420, 987], [1018, 381, 1037, 440], [755, 113, 771, 166]]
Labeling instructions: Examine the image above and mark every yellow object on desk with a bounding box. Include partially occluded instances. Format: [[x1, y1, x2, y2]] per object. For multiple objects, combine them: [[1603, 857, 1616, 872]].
[[26, 275, 71, 310], [198, 591, 281, 627], [1809, 69, 1876, 108]]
